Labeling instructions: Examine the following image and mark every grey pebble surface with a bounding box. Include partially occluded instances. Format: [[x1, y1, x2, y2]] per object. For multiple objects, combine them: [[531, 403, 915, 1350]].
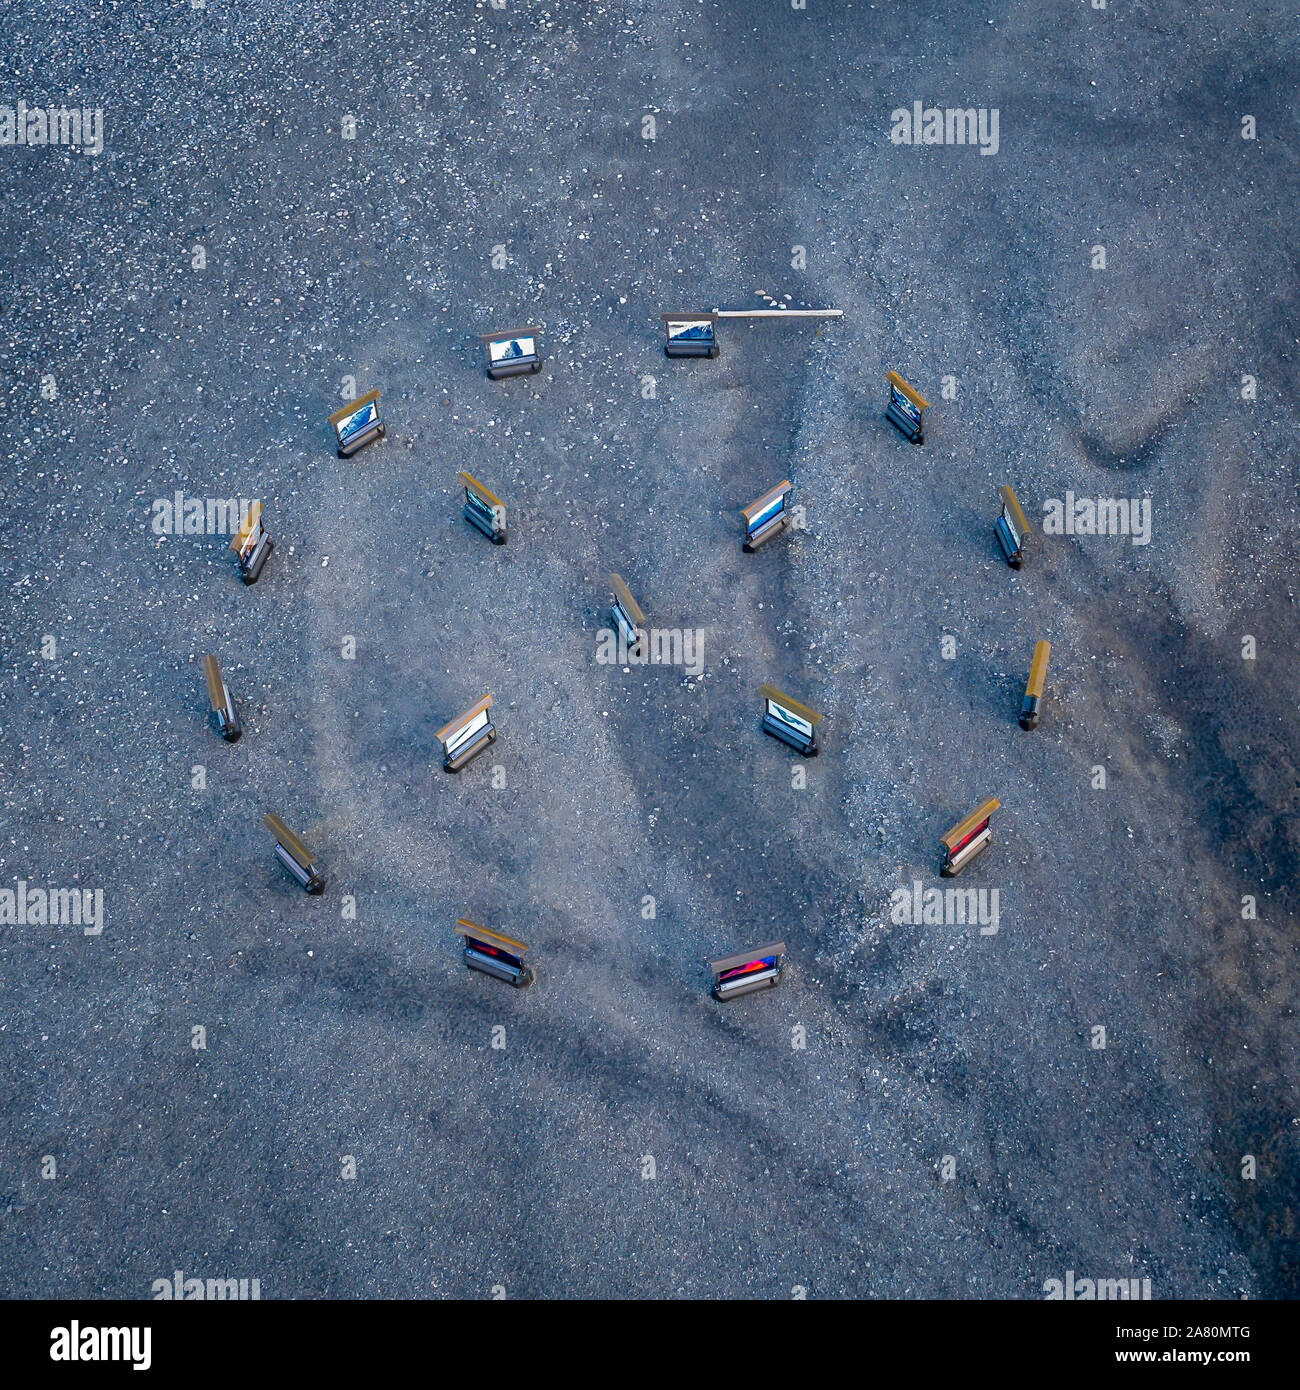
[[0, 0, 1296, 1298]]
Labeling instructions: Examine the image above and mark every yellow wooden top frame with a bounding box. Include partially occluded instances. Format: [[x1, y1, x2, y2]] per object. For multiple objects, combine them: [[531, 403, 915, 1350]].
[[203, 654, 225, 711], [435, 694, 494, 746], [609, 573, 646, 627], [940, 797, 1000, 851], [455, 918, 530, 955], [759, 683, 824, 725], [887, 370, 930, 411], [708, 940, 786, 975], [458, 471, 505, 510], [481, 326, 542, 346], [1026, 641, 1051, 699], [741, 480, 792, 524], [999, 485, 1031, 538], [328, 388, 382, 430], [264, 812, 318, 867], [660, 311, 718, 327], [229, 500, 263, 556]]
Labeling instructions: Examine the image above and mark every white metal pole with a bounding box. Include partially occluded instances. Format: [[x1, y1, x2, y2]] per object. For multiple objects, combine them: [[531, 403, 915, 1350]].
[[712, 308, 843, 319]]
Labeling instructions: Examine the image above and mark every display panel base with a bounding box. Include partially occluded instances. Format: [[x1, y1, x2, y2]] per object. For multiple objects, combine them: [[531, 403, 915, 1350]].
[[713, 968, 780, 1001], [886, 401, 924, 444], [337, 422, 386, 458], [762, 713, 817, 757], [487, 357, 542, 380], [665, 340, 719, 358], [443, 724, 496, 773], [465, 948, 534, 987], [274, 843, 326, 894], [942, 828, 990, 877], [744, 514, 790, 552]]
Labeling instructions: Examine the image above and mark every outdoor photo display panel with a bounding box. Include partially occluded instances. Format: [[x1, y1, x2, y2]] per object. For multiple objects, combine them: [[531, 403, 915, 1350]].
[[455, 919, 532, 987], [750, 494, 786, 531], [708, 940, 787, 1000], [890, 381, 921, 430], [458, 471, 507, 542], [759, 683, 823, 756], [465, 490, 495, 527], [717, 953, 780, 985], [940, 796, 1000, 875], [885, 370, 930, 443], [328, 388, 384, 453], [665, 317, 714, 345], [458, 927, 525, 972], [446, 707, 490, 755], [335, 397, 377, 446], [488, 334, 535, 364], [482, 327, 542, 377], [1000, 485, 1030, 548], [230, 501, 263, 561], [661, 312, 720, 356], [766, 696, 812, 739], [1020, 641, 1051, 729], [609, 573, 646, 649], [742, 479, 792, 534], [436, 694, 496, 772]]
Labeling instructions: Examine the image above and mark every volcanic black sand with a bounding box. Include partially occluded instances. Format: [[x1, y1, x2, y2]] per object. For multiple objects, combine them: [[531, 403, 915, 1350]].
[[1, 1, 1297, 1298]]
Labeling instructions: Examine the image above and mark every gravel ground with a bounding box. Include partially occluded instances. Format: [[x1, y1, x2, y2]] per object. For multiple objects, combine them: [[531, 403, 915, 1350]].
[[1, 0, 1297, 1299]]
